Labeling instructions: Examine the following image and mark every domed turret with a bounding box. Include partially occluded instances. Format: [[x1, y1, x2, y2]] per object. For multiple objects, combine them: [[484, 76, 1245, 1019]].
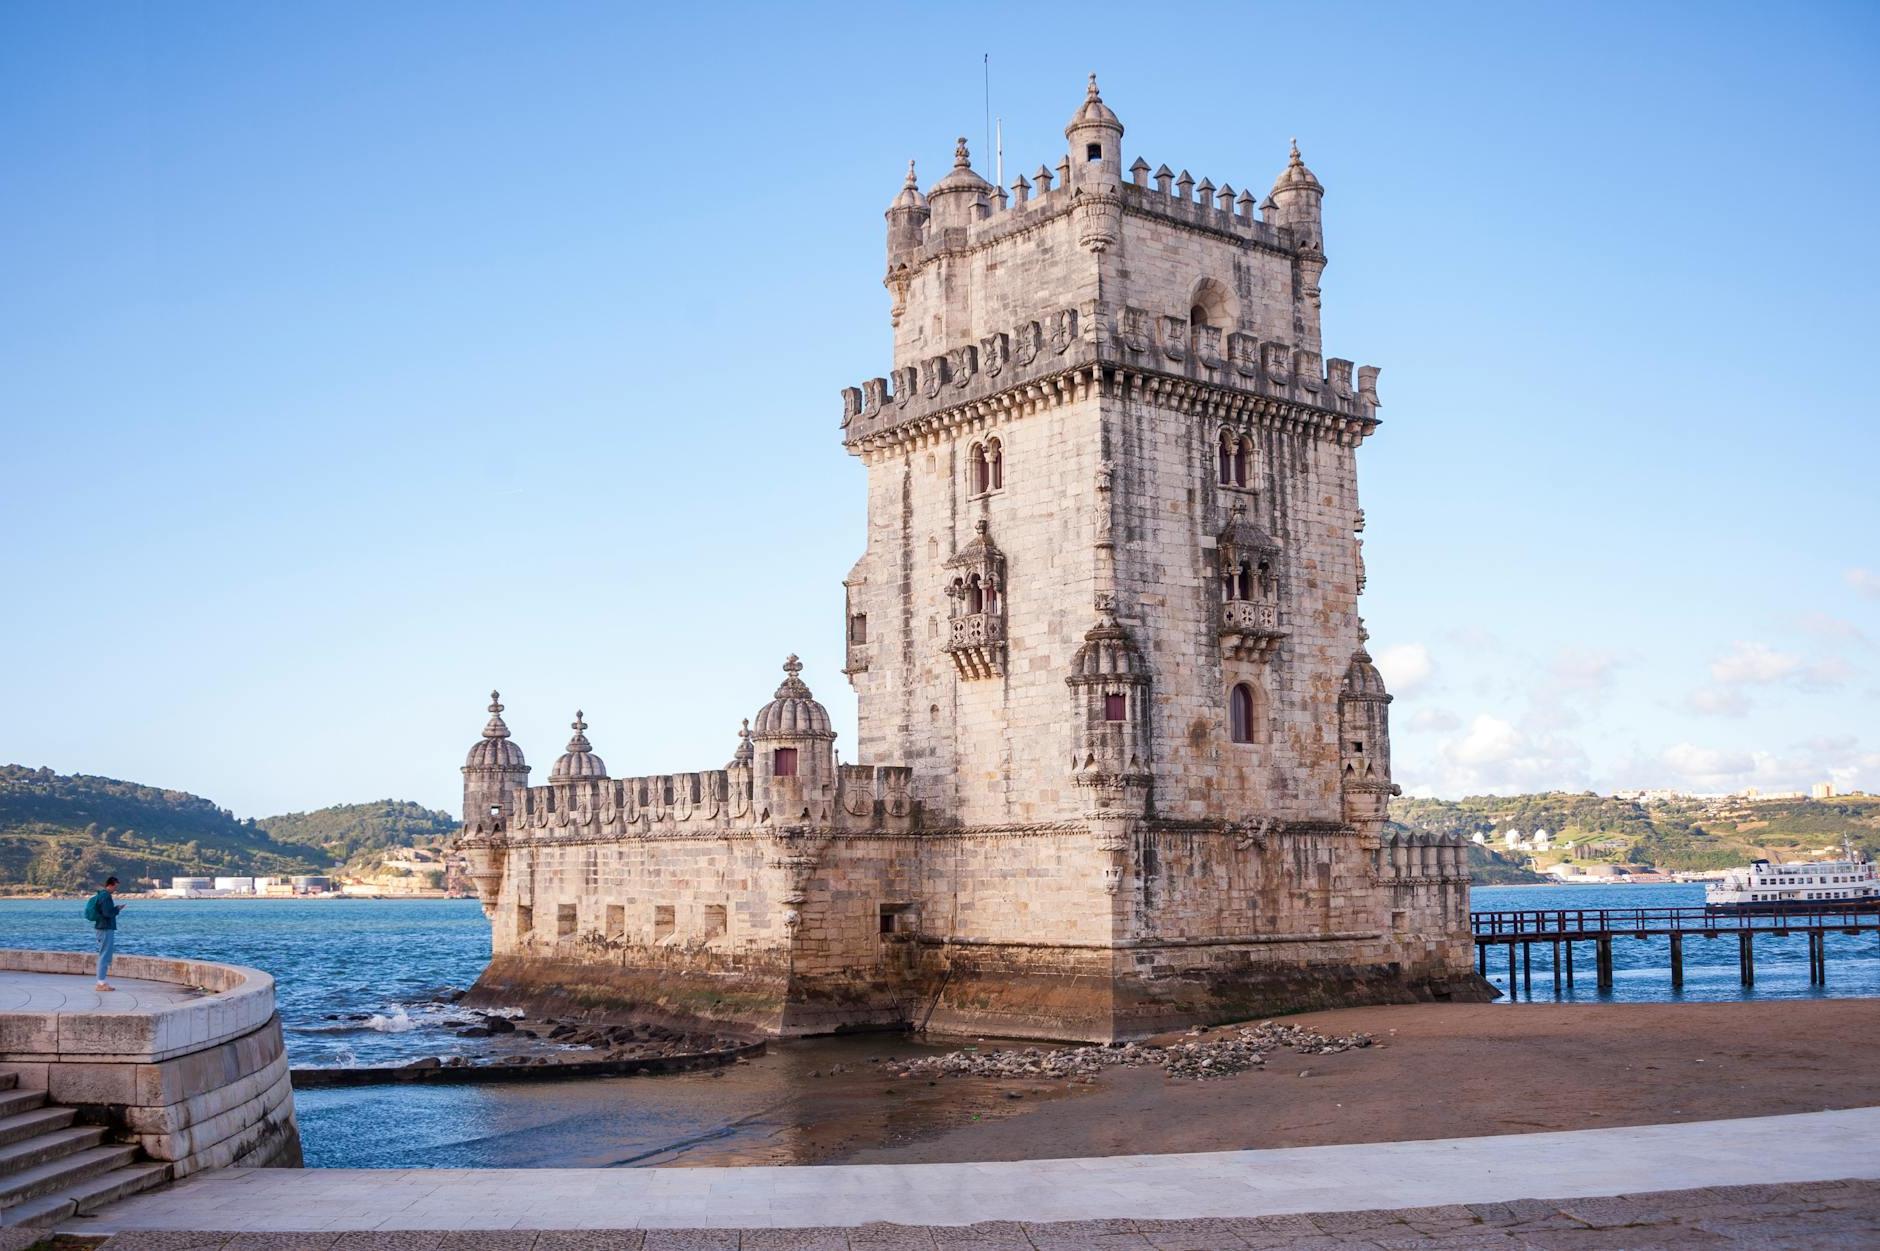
[[885, 159, 929, 258], [1269, 138, 1324, 246], [1339, 627, 1395, 840], [927, 138, 992, 230], [1341, 645, 1389, 700], [549, 711, 607, 782], [750, 655, 837, 822], [464, 691, 527, 771], [1065, 73, 1124, 187]]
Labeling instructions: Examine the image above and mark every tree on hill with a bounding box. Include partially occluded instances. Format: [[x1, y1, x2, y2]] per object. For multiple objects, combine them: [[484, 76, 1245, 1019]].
[[254, 800, 460, 861]]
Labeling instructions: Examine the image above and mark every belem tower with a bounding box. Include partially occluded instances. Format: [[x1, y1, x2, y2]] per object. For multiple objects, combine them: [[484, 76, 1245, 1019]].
[[455, 79, 1488, 1042]]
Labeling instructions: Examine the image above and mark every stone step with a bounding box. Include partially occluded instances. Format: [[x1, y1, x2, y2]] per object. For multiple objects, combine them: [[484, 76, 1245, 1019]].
[[0, 1090, 45, 1122], [0, 1126, 107, 1177], [0, 1161, 171, 1229], [0, 1144, 139, 1211], [0, 1074, 17, 1093], [0, 1108, 74, 1150]]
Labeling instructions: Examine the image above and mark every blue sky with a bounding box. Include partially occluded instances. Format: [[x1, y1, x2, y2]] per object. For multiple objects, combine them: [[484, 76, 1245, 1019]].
[[2, 2, 1876, 817]]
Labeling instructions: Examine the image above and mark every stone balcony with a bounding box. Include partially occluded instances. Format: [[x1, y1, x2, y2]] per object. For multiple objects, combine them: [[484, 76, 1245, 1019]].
[[1221, 599, 1286, 661], [944, 612, 1005, 680]]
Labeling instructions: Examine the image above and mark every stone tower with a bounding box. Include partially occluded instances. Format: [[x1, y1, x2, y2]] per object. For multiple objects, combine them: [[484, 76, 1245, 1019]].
[[844, 77, 1382, 841], [456, 79, 1483, 1046]]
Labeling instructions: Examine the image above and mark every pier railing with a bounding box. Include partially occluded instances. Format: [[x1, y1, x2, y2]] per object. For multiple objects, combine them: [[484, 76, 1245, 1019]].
[[1472, 904, 1880, 939], [1468, 904, 1880, 995]]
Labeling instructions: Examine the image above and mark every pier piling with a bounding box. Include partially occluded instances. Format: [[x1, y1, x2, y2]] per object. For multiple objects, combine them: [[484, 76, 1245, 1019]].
[[1738, 931, 1754, 987], [1565, 940, 1574, 988], [1551, 939, 1561, 997], [1669, 933, 1683, 990], [1595, 936, 1614, 991]]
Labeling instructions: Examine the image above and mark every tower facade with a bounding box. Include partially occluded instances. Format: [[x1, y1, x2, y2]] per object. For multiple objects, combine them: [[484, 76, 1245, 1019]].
[[457, 81, 1485, 1044]]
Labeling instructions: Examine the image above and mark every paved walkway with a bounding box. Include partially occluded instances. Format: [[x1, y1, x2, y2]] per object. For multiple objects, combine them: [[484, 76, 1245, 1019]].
[[65, 1108, 1880, 1235], [0, 969, 199, 1014], [55, 1178, 1880, 1249]]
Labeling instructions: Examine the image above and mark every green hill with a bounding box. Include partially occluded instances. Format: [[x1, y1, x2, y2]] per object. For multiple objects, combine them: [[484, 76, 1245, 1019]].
[[1394, 791, 1880, 873], [0, 765, 331, 892], [254, 800, 458, 861]]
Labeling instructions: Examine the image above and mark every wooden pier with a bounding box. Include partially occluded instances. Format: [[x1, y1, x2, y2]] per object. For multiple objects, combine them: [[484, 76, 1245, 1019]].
[[1471, 904, 1880, 997]]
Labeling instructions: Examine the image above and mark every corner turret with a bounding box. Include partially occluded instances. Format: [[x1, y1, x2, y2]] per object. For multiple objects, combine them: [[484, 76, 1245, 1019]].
[[926, 138, 992, 231], [885, 160, 929, 258], [1064, 73, 1123, 187], [459, 691, 529, 915], [1338, 629, 1398, 847], [750, 655, 837, 824]]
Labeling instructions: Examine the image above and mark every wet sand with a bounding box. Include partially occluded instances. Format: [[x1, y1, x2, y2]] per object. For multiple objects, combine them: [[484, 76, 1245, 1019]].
[[813, 1000, 1880, 1164]]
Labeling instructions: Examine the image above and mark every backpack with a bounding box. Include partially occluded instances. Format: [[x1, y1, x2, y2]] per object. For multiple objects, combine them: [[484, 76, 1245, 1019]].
[[83, 894, 101, 926]]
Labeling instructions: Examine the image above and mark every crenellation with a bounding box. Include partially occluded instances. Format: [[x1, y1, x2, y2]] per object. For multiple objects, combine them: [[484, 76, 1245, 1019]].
[[458, 78, 1483, 1044]]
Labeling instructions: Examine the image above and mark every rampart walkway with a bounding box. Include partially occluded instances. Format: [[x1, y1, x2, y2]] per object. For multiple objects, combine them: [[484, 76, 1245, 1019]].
[[66, 1107, 1880, 1235]]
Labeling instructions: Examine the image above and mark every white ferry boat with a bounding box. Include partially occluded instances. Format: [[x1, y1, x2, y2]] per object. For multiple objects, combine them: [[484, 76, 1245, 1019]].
[[1705, 843, 1878, 913]]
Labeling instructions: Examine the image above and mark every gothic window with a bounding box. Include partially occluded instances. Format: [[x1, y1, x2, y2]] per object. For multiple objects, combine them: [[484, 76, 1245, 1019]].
[[1191, 304, 1209, 334], [969, 443, 990, 495], [1217, 430, 1251, 488], [1230, 684, 1256, 744], [1104, 693, 1127, 721], [966, 574, 985, 614], [773, 747, 798, 778]]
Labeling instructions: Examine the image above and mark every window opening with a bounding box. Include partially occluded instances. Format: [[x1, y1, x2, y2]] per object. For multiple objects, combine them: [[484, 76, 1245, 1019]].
[[1103, 693, 1127, 721], [557, 904, 577, 937], [653, 905, 675, 941], [1230, 684, 1256, 744], [773, 747, 799, 778], [1086, 143, 1102, 161]]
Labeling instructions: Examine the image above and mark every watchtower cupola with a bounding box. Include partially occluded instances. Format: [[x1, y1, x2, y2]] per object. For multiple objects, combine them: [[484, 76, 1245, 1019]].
[[750, 655, 838, 823], [1064, 73, 1123, 186]]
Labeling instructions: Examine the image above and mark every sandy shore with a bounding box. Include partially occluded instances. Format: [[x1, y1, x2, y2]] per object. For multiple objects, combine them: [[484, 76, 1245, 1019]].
[[818, 999, 1880, 1165]]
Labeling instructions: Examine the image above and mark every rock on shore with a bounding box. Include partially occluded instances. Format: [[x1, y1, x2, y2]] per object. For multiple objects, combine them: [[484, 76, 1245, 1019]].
[[894, 1021, 1374, 1083]]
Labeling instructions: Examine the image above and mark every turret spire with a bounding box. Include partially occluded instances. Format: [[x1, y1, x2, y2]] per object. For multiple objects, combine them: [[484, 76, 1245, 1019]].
[[482, 692, 510, 740]]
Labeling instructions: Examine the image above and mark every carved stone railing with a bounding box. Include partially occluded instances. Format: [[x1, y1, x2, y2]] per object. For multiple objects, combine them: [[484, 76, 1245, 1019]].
[[944, 612, 1005, 680], [1221, 598, 1286, 661]]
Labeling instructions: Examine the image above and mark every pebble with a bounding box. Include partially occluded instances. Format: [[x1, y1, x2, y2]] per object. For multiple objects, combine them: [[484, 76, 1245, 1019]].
[[894, 1022, 1375, 1084]]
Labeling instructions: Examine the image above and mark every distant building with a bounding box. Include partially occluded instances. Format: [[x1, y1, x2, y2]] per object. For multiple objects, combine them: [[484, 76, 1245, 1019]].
[[1812, 782, 1836, 800], [170, 877, 213, 895], [289, 875, 332, 894], [212, 877, 254, 894]]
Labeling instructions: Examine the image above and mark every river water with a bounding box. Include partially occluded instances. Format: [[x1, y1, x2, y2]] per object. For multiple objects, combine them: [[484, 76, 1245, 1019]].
[[0, 885, 1871, 1167]]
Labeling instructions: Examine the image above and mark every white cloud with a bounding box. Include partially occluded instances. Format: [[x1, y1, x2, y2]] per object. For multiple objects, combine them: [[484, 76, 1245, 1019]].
[[1709, 641, 1802, 685], [1684, 686, 1750, 718], [1373, 643, 1434, 695], [1411, 713, 1591, 796], [1660, 742, 1757, 790], [1847, 568, 1880, 600], [1410, 707, 1461, 732], [1549, 647, 1622, 692], [1796, 656, 1856, 692], [1797, 613, 1871, 647]]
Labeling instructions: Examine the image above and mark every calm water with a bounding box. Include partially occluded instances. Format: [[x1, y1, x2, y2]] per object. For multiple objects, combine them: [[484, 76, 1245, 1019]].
[[0, 885, 1872, 1167]]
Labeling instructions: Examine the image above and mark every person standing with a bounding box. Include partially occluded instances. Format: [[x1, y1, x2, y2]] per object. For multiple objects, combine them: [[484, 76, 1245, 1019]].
[[84, 876, 125, 991]]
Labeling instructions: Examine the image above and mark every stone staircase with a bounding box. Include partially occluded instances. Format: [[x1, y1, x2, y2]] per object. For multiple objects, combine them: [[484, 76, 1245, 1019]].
[[0, 1072, 170, 1228]]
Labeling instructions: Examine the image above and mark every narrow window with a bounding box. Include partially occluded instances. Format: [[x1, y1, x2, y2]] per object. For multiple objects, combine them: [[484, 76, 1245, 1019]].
[[1218, 434, 1233, 486], [967, 574, 985, 615], [1351, 740, 1365, 753], [984, 581, 1000, 615], [702, 904, 728, 940], [970, 443, 989, 494], [605, 904, 625, 939], [557, 903, 577, 937], [1103, 693, 1127, 721], [849, 612, 868, 644], [653, 905, 675, 941], [1191, 303, 1208, 331], [880, 905, 897, 935], [1086, 143, 1102, 162], [517, 904, 534, 935], [1234, 438, 1250, 488], [987, 438, 1003, 490], [1230, 684, 1255, 744], [773, 747, 798, 778]]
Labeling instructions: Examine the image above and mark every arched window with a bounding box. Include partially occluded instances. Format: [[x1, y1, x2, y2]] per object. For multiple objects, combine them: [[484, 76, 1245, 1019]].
[[969, 444, 990, 494], [986, 438, 1003, 490], [1230, 683, 1257, 744], [966, 574, 985, 614], [1218, 431, 1235, 485], [1233, 437, 1250, 488], [984, 579, 1000, 615], [1190, 304, 1209, 333]]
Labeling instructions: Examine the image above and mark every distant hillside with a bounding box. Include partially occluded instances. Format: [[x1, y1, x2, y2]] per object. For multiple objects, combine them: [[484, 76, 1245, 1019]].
[[1463, 843, 1552, 885], [0, 765, 331, 892], [1395, 791, 1880, 873], [254, 800, 459, 861]]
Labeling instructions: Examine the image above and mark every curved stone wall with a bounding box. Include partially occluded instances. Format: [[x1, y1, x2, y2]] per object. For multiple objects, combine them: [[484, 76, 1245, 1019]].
[[0, 949, 301, 1177]]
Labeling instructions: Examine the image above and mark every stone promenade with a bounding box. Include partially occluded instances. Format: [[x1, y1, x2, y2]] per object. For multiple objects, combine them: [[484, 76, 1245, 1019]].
[[38, 1179, 1880, 1249]]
